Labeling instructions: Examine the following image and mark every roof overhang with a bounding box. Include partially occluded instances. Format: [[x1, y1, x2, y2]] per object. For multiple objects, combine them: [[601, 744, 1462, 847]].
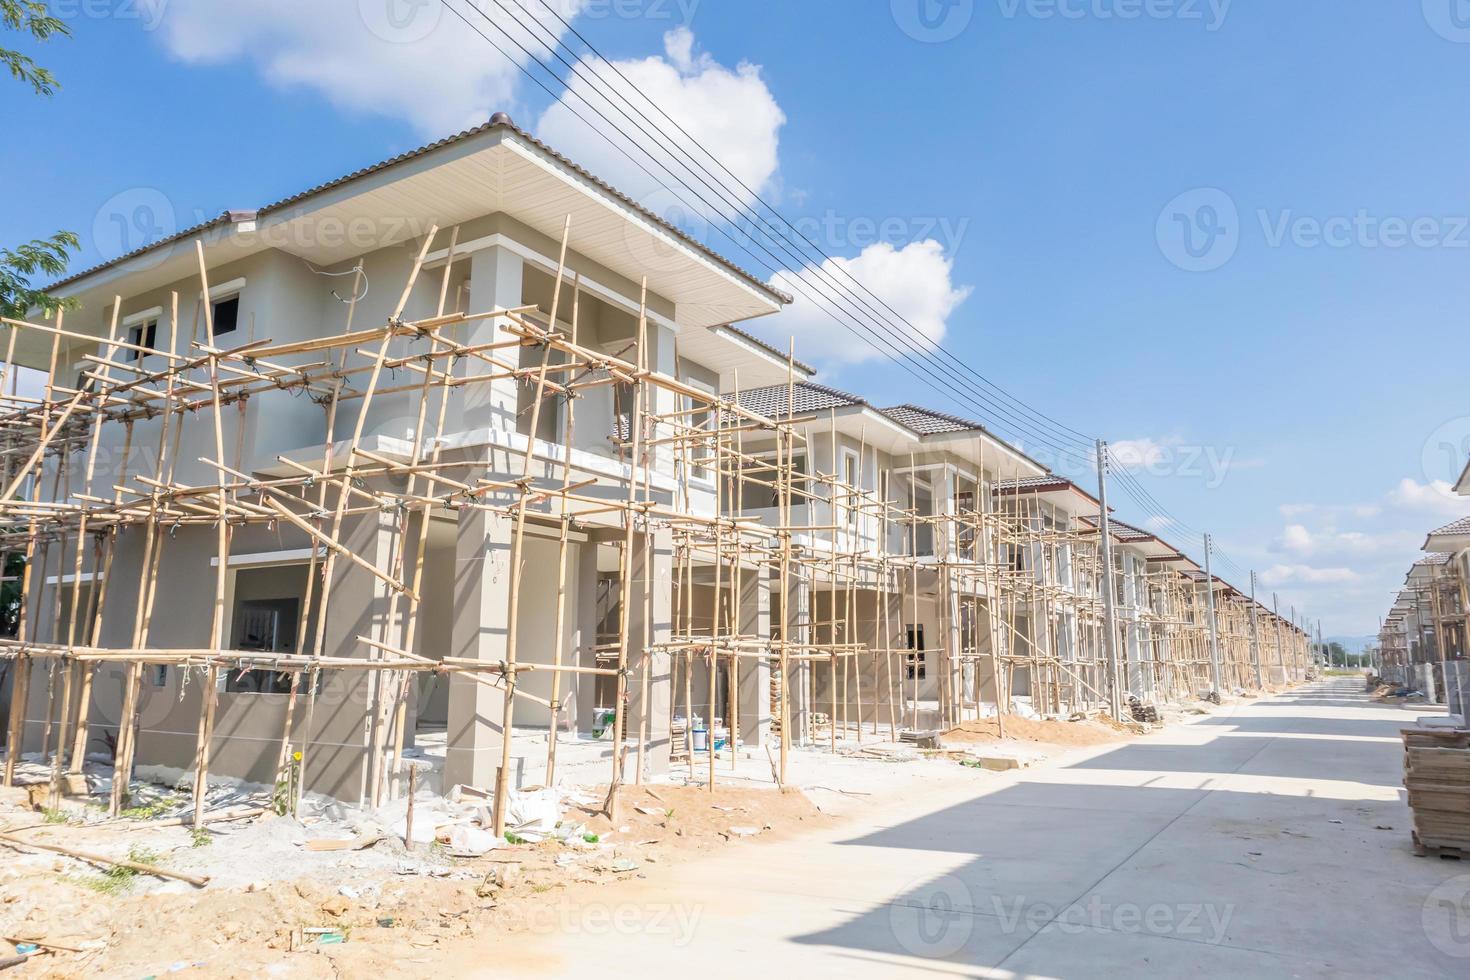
[[1425, 528, 1470, 554], [46, 123, 786, 345], [918, 430, 1047, 481], [681, 324, 813, 391]]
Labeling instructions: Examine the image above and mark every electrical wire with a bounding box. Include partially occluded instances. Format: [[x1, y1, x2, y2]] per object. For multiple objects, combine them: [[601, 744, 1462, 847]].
[[433, 0, 1278, 604], [441, 0, 1096, 457]]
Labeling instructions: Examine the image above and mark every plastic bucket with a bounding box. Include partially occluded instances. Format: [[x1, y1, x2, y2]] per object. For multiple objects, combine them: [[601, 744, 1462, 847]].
[[691, 728, 709, 752]]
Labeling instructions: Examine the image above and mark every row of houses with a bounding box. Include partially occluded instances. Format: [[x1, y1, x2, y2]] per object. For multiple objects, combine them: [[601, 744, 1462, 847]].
[[0, 116, 1312, 820], [1380, 471, 1470, 712]]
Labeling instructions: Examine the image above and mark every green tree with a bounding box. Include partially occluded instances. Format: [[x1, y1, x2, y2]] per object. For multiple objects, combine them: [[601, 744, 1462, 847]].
[[1, 1, 77, 322]]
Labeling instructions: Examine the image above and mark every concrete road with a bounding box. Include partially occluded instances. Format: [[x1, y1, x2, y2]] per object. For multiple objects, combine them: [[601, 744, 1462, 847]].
[[476, 679, 1470, 978]]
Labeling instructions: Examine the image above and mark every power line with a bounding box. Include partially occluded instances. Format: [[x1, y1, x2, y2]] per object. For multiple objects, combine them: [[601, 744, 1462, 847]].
[[443, 0, 1096, 456], [516, 0, 1097, 448], [436, 0, 1274, 595]]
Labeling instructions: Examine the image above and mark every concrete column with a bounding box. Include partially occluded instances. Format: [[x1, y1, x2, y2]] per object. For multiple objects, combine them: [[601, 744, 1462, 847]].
[[628, 526, 673, 778], [571, 540, 601, 734], [444, 504, 512, 791], [461, 245, 523, 434], [941, 570, 964, 723], [738, 568, 771, 745], [785, 567, 812, 745]]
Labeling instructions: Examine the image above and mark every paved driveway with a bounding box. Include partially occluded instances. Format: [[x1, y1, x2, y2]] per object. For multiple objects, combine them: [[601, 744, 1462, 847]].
[[475, 679, 1470, 978]]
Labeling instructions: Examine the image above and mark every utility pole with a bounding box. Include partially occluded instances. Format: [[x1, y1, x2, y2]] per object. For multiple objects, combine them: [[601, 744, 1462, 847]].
[[1203, 533, 1223, 695], [1290, 604, 1299, 679], [1095, 439, 1123, 720], [1273, 592, 1285, 683], [1249, 571, 1262, 690]]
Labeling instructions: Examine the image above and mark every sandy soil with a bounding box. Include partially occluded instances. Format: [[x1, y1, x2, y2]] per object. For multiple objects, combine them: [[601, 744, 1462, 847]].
[[942, 715, 1126, 747], [0, 779, 833, 977], [0, 713, 1151, 976]]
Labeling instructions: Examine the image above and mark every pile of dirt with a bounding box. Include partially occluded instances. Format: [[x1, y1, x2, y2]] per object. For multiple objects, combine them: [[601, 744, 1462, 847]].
[[0, 780, 826, 977], [942, 715, 1125, 747]]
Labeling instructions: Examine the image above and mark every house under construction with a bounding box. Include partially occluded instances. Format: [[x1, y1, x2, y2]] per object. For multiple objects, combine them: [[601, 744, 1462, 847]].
[[0, 117, 1312, 831]]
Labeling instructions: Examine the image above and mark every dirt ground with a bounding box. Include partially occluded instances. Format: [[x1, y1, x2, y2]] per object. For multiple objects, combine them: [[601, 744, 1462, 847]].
[[0, 779, 830, 978], [0, 712, 1153, 976], [942, 715, 1127, 747]]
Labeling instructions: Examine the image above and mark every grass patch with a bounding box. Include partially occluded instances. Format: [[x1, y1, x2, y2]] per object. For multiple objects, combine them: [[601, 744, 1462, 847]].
[[79, 846, 166, 896], [41, 807, 70, 825], [119, 800, 172, 821], [189, 826, 212, 848]]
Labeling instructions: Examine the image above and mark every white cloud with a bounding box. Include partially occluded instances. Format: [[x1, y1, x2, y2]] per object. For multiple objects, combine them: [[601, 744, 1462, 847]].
[[1278, 503, 1314, 517], [1259, 564, 1359, 587], [1387, 477, 1470, 518], [536, 27, 785, 208], [154, 0, 588, 137], [764, 240, 971, 367], [1280, 523, 1314, 554], [1109, 437, 1173, 471]]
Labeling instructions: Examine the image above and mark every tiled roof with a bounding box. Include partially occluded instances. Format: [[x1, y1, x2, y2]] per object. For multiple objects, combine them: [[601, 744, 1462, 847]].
[[47, 116, 791, 307], [994, 475, 1072, 492], [734, 381, 865, 420], [879, 404, 984, 435], [1429, 516, 1470, 536], [993, 476, 1101, 507], [1079, 514, 1156, 543], [1416, 552, 1453, 566]]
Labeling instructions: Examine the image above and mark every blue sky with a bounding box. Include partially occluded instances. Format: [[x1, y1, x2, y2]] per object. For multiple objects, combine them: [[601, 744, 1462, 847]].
[[4, 0, 1469, 639]]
